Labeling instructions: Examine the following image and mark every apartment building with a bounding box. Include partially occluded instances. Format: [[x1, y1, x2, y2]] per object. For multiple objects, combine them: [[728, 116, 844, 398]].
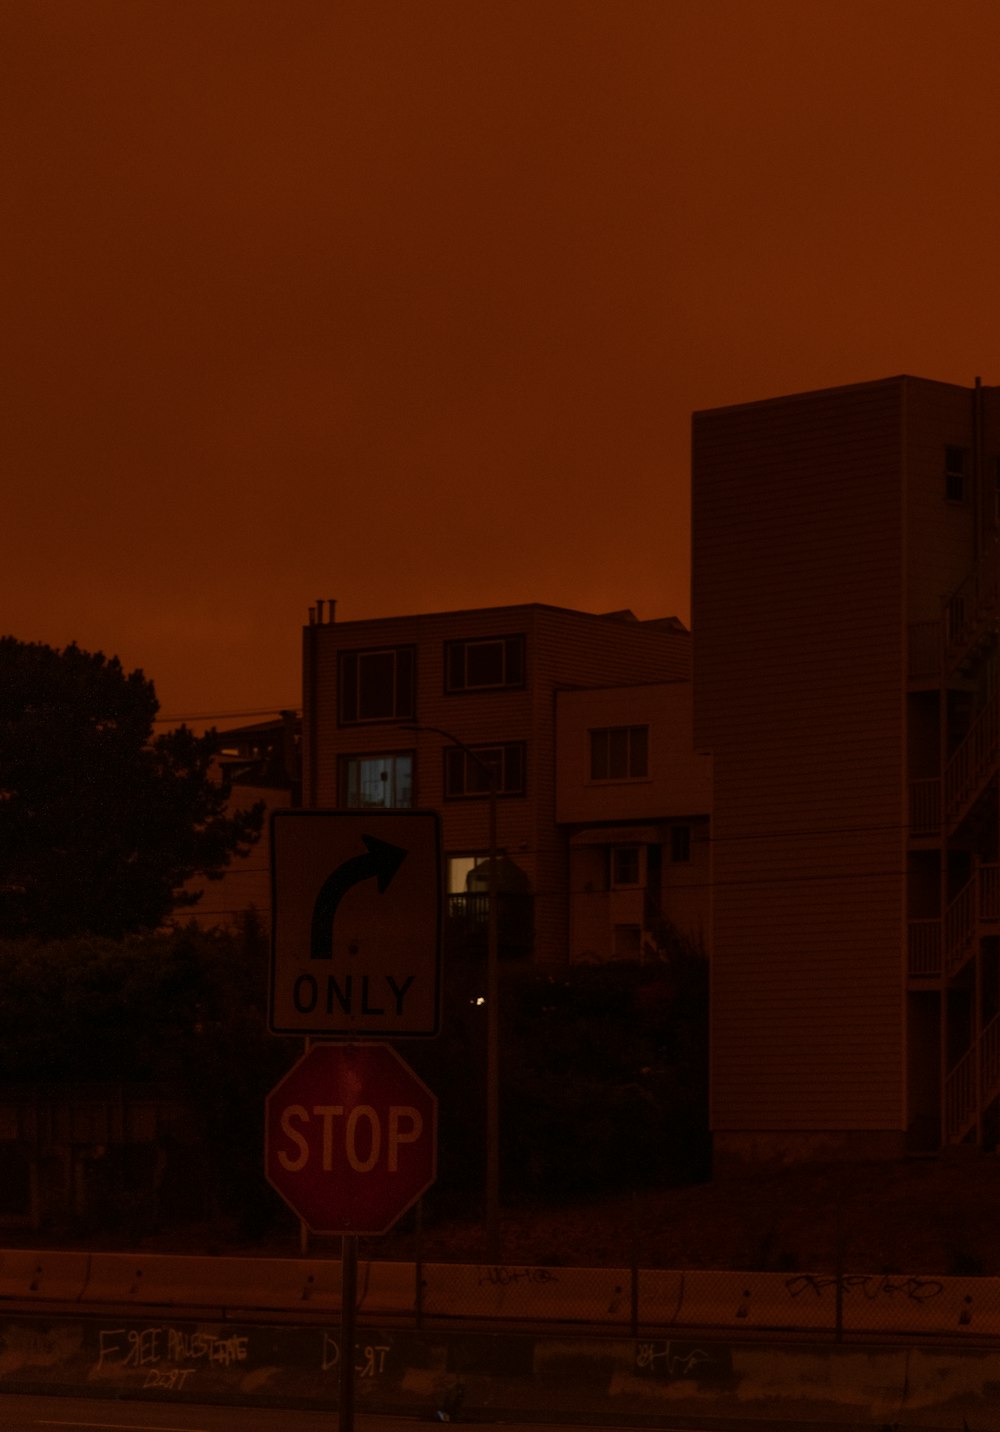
[[693, 375, 999, 1159], [555, 682, 711, 962], [301, 602, 691, 964]]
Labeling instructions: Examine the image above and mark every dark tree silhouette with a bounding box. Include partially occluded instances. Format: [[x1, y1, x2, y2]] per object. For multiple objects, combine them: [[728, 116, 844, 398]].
[[0, 637, 263, 938]]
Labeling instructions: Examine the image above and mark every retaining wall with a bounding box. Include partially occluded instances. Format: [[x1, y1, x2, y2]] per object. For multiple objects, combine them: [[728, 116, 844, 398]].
[[1, 1313, 1000, 1428], [1, 1248, 997, 1339], [3, 1250, 1000, 1427]]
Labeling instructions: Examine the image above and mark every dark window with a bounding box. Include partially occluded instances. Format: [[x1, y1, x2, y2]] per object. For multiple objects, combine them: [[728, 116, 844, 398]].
[[611, 846, 641, 886], [945, 446, 967, 502], [444, 742, 526, 797], [670, 824, 691, 863], [338, 646, 415, 724], [445, 635, 525, 692], [589, 725, 649, 780], [338, 752, 414, 809]]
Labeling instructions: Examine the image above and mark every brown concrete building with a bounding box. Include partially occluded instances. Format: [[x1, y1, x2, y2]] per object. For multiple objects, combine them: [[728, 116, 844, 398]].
[[693, 375, 999, 1158], [301, 602, 692, 964]]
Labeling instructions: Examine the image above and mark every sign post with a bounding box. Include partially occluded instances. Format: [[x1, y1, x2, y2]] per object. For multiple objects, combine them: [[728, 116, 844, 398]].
[[265, 1041, 437, 1432], [268, 810, 441, 1432]]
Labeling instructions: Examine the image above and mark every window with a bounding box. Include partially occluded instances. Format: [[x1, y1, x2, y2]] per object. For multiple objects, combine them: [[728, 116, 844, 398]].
[[611, 845, 641, 886], [589, 725, 649, 780], [445, 634, 525, 692], [670, 824, 691, 863], [339, 752, 413, 809], [444, 742, 526, 798], [447, 853, 489, 894], [338, 646, 415, 724], [945, 446, 967, 503]]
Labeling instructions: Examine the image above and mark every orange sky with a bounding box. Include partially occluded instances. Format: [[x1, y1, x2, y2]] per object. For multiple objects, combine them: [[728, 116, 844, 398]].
[[5, 0, 1000, 724]]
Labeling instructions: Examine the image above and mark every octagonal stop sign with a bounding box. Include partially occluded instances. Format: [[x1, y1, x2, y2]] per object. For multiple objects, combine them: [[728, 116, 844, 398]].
[[265, 1042, 437, 1235]]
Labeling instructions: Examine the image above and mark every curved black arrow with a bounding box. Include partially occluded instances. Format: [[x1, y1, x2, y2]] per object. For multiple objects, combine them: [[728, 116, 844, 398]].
[[310, 834, 408, 959]]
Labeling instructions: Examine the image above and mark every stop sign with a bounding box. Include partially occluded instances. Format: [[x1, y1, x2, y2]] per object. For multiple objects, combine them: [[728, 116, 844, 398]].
[[265, 1042, 437, 1235]]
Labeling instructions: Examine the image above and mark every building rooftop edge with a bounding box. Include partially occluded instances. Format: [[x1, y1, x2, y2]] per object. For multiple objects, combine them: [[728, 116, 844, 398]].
[[304, 601, 688, 632], [693, 373, 994, 419]]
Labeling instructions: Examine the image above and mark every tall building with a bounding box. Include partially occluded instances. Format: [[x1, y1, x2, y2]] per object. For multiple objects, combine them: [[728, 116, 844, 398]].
[[301, 602, 692, 964], [693, 375, 999, 1159]]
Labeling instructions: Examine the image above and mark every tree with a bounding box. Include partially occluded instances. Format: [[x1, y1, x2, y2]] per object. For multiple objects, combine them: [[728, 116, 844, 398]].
[[0, 637, 264, 939]]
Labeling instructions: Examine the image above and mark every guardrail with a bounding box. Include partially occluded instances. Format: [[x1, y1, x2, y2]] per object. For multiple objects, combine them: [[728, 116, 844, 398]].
[[2, 1248, 998, 1341]]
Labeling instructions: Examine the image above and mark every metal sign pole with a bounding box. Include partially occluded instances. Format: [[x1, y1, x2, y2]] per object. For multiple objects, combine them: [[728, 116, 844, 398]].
[[339, 1233, 357, 1432]]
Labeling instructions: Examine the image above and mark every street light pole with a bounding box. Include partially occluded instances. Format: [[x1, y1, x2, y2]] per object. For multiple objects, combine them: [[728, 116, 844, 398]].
[[485, 762, 499, 1259], [405, 722, 501, 1258]]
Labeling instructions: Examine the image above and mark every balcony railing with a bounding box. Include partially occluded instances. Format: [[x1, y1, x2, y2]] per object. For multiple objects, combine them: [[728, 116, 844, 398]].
[[944, 535, 999, 673], [908, 778, 941, 837], [907, 865, 1000, 982], [445, 892, 533, 959], [907, 621, 941, 680], [944, 1009, 1000, 1144], [907, 919, 940, 977], [944, 690, 999, 831], [944, 875, 977, 978]]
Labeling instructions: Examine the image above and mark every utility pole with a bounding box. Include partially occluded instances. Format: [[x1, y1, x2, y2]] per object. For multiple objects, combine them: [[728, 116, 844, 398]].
[[406, 723, 501, 1258]]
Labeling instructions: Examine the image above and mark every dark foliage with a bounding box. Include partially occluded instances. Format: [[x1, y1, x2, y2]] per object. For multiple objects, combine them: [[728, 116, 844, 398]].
[[405, 932, 710, 1216], [0, 637, 263, 938], [498, 938, 710, 1200], [0, 917, 708, 1239], [0, 918, 298, 1234]]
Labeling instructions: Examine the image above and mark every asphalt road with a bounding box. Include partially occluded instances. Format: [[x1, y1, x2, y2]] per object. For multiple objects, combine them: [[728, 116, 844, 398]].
[[0, 1392, 716, 1432]]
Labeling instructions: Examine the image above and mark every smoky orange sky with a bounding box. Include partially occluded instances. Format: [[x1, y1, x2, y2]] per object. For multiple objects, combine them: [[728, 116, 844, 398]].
[[5, 0, 1000, 724]]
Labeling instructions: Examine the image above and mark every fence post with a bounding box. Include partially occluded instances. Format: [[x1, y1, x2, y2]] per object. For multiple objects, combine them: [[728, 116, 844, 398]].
[[630, 1191, 640, 1337], [414, 1198, 424, 1329], [834, 1195, 844, 1344]]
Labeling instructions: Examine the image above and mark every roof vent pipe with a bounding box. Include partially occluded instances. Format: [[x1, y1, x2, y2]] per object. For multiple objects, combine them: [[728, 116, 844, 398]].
[[327, 599, 337, 623]]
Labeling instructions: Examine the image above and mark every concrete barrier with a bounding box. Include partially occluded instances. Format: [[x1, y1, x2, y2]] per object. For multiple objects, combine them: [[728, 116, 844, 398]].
[[356, 1259, 414, 1316], [2, 1249, 1000, 1344], [421, 1263, 630, 1324], [671, 1269, 837, 1333], [0, 1250, 89, 1303]]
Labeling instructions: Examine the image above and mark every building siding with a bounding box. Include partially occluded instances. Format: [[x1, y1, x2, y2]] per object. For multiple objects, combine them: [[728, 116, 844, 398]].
[[694, 379, 907, 1134]]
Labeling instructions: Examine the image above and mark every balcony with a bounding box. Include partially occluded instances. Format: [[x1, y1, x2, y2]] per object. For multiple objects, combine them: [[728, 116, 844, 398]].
[[445, 892, 533, 960], [907, 864, 999, 981], [943, 691, 999, 832], [907, 621, 940, 681], [944, 1010, 1000, 1144], [908, 778, 941, 837], [944, 535, 999, 675]]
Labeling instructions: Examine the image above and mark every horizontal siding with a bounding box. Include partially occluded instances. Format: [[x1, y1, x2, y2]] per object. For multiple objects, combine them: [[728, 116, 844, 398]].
[[556, 682, 711, 824], [694, 379, 906, 1132], [904, 378, 979, 622]]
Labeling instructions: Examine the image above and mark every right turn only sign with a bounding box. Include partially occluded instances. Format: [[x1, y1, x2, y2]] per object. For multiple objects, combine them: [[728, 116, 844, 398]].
[[269, 809, 442, 1037]]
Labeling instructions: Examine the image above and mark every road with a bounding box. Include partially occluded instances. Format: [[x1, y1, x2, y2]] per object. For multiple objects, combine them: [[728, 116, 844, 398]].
[[0, 1393, 715, 1432]]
